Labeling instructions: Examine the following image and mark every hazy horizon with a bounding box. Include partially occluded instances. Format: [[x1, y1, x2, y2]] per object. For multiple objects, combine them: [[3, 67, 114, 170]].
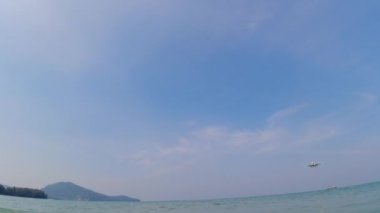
[[1, 0, 380, 201]]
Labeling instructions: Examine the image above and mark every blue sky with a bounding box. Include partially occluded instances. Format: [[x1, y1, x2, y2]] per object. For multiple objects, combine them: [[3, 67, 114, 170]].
[[0, 0, 380, 201]]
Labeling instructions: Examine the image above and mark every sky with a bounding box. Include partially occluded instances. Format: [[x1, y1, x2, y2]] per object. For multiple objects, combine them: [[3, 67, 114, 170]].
[[0, 0, 380, 201]]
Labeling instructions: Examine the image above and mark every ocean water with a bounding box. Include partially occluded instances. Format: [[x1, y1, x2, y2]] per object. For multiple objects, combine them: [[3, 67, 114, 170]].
[[0, 181, 379, 213]]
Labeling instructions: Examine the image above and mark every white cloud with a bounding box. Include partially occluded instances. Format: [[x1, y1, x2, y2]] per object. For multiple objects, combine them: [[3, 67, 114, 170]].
[[159, 139, 192, 157], [125, 103, 343, 174], [267, 103, 308, 126], [191, 126, 289, 148], [117, 97, 380, 188], [191, 126, 228, 143], [358, 92, 378, 105], [127, 151, 150, 163], [297, 123, 340, 144]]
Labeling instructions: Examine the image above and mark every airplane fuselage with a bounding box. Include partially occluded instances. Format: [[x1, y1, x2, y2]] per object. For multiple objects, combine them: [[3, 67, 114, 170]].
[[308, 163, 319, 168]]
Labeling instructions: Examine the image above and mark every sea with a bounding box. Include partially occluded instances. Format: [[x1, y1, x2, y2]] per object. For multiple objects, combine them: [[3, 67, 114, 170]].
[[0, 181, 379, 213]]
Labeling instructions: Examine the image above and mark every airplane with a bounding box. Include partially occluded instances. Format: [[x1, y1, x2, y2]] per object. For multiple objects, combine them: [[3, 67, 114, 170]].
[[326, 185, 337, 190], [307, 162, 320, 168]]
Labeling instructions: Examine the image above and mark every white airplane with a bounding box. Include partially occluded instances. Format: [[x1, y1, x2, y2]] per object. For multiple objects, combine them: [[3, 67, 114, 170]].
[[307, 162, 320, 168], [326, 185, 337, 190]]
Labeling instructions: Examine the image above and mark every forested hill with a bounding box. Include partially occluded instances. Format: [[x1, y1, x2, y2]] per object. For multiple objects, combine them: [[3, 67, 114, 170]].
[[0, 184, 47, 199], [42, 182, 140, 202]]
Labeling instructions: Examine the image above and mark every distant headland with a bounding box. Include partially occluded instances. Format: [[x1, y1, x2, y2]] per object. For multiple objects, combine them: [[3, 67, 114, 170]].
[[0, 184, 47, 199], [42, 182, 140, 202], [0, 182, 139, 202]]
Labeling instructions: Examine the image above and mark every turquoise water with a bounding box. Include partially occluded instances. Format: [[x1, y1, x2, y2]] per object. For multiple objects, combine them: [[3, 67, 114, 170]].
[[1, 181, 379, 213]]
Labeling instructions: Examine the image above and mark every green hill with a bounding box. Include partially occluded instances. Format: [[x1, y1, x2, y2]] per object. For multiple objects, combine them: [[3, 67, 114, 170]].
[[0, 184, 47, 199], [42, 182, 139, 202]]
